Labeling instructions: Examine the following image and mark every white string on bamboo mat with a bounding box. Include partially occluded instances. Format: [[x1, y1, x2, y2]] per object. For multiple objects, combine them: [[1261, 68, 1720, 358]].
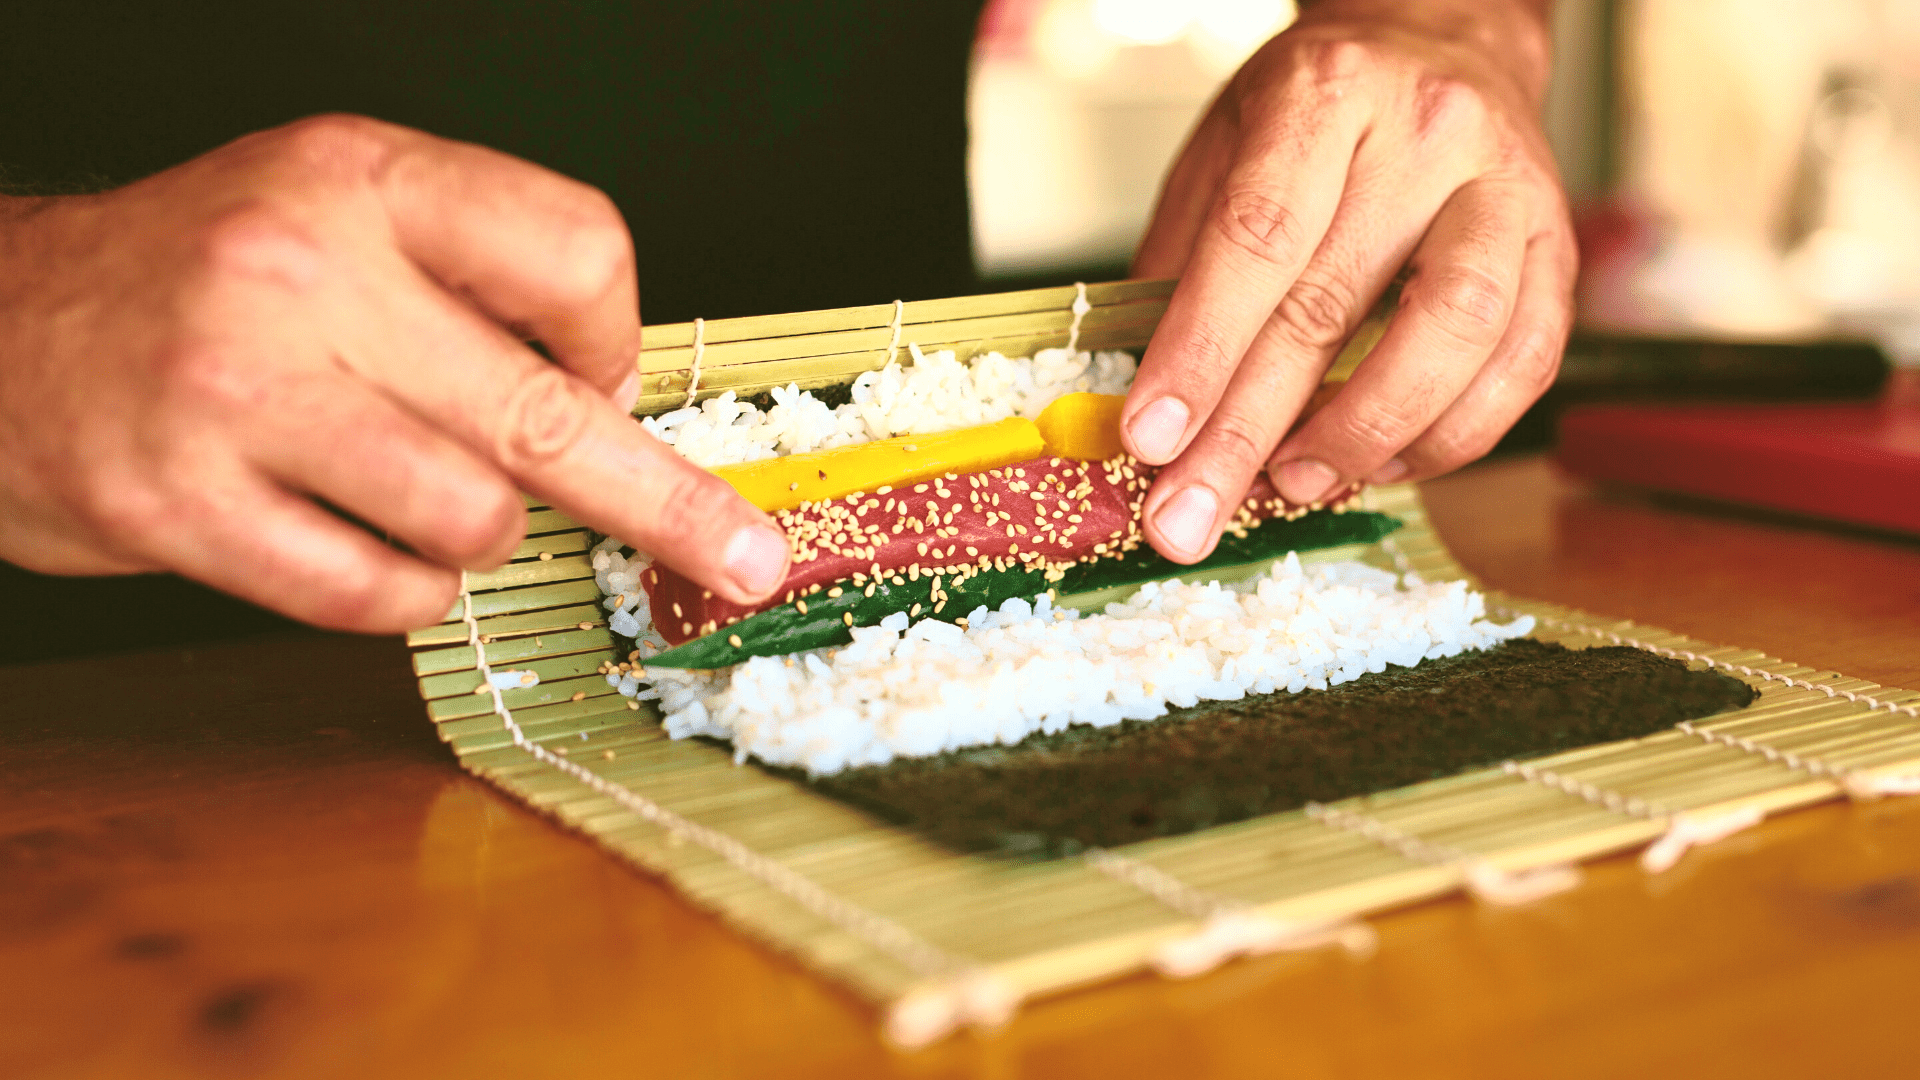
[[1066, 281, 1091, 353], [1673, 720, 1920, 800], [1083, 847, 1374, 977], [456, 572, 1016, 1049], [1500, 759, 1763, 873], [682, 317, 706, 409], [885, 299, 904, 366], [1303, 801, 1581, 905]]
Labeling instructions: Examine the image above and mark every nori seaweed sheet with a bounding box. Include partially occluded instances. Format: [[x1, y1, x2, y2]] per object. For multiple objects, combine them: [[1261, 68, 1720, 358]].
[[783, 639, 1757, 857]]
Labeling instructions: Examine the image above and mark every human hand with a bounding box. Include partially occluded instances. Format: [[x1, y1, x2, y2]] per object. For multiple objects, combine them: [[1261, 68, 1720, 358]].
[[1122, 0, 1577, 562], [0, 115, 790, 632]]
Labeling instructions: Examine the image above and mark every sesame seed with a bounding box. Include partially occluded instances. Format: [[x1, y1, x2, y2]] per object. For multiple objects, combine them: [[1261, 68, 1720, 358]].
[[538, 551, 553, 561], [796, 599, 808, 614], [728, 634, 743, 647], [843, 612, 854, 626], [570, 691, 586, 702], [626, 701, 640, 711]]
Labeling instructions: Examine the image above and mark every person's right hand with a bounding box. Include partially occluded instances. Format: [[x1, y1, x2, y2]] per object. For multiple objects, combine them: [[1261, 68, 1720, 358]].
[[0, 114, 792, 632]]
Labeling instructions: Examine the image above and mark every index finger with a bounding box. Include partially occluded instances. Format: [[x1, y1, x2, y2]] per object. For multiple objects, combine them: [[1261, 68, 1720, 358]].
[[1120, 101, 1362, 467], [337, 259, 790, 607], [335, 117, 645, 408]]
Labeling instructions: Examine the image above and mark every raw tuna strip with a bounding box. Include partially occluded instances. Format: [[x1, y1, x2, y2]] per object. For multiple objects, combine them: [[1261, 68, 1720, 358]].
[[640, 453, 1319, 646]]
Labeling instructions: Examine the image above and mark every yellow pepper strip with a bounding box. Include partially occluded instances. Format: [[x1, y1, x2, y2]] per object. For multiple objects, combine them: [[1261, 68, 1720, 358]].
[[710, 380, 1358, 513], [711, 416, 1044, 512], [712, 395, 1129, 512], [1034, 392, 1126, 461]]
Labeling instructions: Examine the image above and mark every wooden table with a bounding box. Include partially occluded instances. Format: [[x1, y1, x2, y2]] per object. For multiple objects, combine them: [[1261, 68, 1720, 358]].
[[5, 456, 1919, 1080]]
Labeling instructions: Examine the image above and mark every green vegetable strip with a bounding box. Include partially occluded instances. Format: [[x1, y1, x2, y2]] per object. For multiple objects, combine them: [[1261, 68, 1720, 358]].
[[645, 508, 1402, 668]]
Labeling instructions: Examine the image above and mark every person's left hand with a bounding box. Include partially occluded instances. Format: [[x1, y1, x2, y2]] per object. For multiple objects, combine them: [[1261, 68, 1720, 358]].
[[1121, 0, 1577, 563]]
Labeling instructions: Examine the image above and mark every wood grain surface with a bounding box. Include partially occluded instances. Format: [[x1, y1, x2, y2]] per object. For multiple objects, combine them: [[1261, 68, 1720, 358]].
[[3, 454, 1918, 1080]]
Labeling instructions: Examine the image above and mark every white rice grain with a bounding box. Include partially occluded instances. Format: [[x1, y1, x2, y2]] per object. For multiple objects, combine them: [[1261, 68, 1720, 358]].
[[638, 346, 1137, 467], [644, 554, 1536, 776]]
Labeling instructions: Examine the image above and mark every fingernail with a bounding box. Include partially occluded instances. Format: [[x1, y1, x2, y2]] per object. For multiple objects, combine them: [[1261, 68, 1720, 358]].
[[1368, 457, 1409, 484], [1127, 396, 1190, 464], [614, 371, 641, 414], [1151, 485, 1219, 562], [1274, 458, 1339, 505], [724, 525, 790, 598]]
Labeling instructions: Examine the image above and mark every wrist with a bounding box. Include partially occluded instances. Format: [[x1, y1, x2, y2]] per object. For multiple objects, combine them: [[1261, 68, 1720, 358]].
[[1295, 0, 1554, 104]]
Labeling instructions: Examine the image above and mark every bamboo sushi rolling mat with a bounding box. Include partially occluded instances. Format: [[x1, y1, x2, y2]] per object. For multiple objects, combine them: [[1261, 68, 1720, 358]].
[[402, 281, 1920, 1046]]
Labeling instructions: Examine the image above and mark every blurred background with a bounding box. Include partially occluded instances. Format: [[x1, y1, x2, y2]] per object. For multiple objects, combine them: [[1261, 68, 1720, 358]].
[[5, 0, 1912, 664], [967, 0, 1920, 365]]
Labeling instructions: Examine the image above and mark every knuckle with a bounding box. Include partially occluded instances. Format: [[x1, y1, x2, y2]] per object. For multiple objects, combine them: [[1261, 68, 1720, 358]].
[[1418, 424, 1499, 474], [1507, 325, 1566, 397], [651, 469, 746, 544], [390, 574, 462, 632], [314, 566, 457, 633], [1297, 38, 1377, 88], [1339, 395, 1424, 453], [1211, 188, 1305, 268], [74, 470, 165, 547], [497, 366, 595, 470], [1271, 276, 1357, 350], [305, 567, 391, 630], [1412, 266, 1508, 348], [1170, 315, 1241, 378], [156, 337, 270, 414], [1202, 410, 1274, 467], [439, 484, 526, 566], [1412, 75, 1489, 140], [543, 191, 634, 307], [192, 201, 325, 292], [272, 113, 391, 177]]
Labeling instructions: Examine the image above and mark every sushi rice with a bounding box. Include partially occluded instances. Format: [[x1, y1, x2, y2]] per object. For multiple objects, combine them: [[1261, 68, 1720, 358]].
[[590, 345, 1533, 776]]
